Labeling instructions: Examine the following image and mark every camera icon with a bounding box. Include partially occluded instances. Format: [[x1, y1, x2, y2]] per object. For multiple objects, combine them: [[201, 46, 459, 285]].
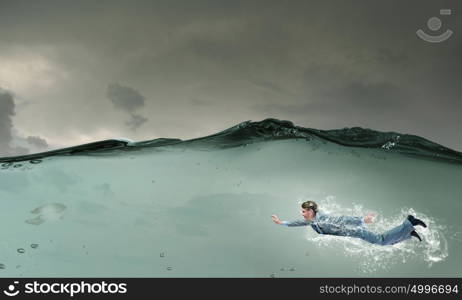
[[417, 9, 453, 43], [3, 281, 20, 297]]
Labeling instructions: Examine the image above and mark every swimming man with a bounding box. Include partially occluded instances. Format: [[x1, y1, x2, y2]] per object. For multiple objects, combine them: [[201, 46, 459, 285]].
[[271, 200, 427, 245]]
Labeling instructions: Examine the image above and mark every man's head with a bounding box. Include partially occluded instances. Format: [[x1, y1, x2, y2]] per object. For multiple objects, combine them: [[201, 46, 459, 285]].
[[301, 200, 318, 220]]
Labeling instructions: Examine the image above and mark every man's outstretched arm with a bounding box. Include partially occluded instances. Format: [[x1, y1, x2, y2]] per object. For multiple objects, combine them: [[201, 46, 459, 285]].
[[271, 215, 310, 227]]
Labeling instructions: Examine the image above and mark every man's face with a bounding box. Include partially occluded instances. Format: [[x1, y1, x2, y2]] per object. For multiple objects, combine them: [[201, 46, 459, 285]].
[[301, 208, 314, 220]]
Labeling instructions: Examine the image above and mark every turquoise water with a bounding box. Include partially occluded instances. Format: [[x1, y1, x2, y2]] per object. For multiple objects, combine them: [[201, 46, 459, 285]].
[[1, 119, 461, 277]]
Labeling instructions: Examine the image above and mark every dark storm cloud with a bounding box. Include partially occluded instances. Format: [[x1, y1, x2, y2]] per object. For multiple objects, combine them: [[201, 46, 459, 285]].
[[26, 136, 49, 149], [107, 83, 146, 113], [0, 88, 15, 155], [106, 83, 149, 131], [0, 88, 29, 157], [125, 113, 148, 131]]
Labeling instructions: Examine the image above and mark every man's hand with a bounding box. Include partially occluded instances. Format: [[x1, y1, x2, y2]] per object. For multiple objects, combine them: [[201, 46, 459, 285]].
[[364, 213, 377, 224], [271, 215, 282, 225]]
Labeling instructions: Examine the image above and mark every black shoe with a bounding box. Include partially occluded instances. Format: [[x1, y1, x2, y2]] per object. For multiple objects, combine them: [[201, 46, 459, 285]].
[[411, 230, 422, 242], [408, 215, 427, 228]]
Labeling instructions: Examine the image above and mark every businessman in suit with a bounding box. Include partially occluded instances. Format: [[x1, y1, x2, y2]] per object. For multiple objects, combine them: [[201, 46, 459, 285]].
[[271, 200, 427, 245]]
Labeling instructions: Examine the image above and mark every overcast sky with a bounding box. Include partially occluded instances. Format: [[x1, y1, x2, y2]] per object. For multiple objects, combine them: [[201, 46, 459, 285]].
[[1, 0, 461, 157]]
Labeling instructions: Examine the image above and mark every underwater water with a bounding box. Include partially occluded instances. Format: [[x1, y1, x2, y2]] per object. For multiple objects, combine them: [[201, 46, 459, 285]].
[[1, 118, 461, 277]]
